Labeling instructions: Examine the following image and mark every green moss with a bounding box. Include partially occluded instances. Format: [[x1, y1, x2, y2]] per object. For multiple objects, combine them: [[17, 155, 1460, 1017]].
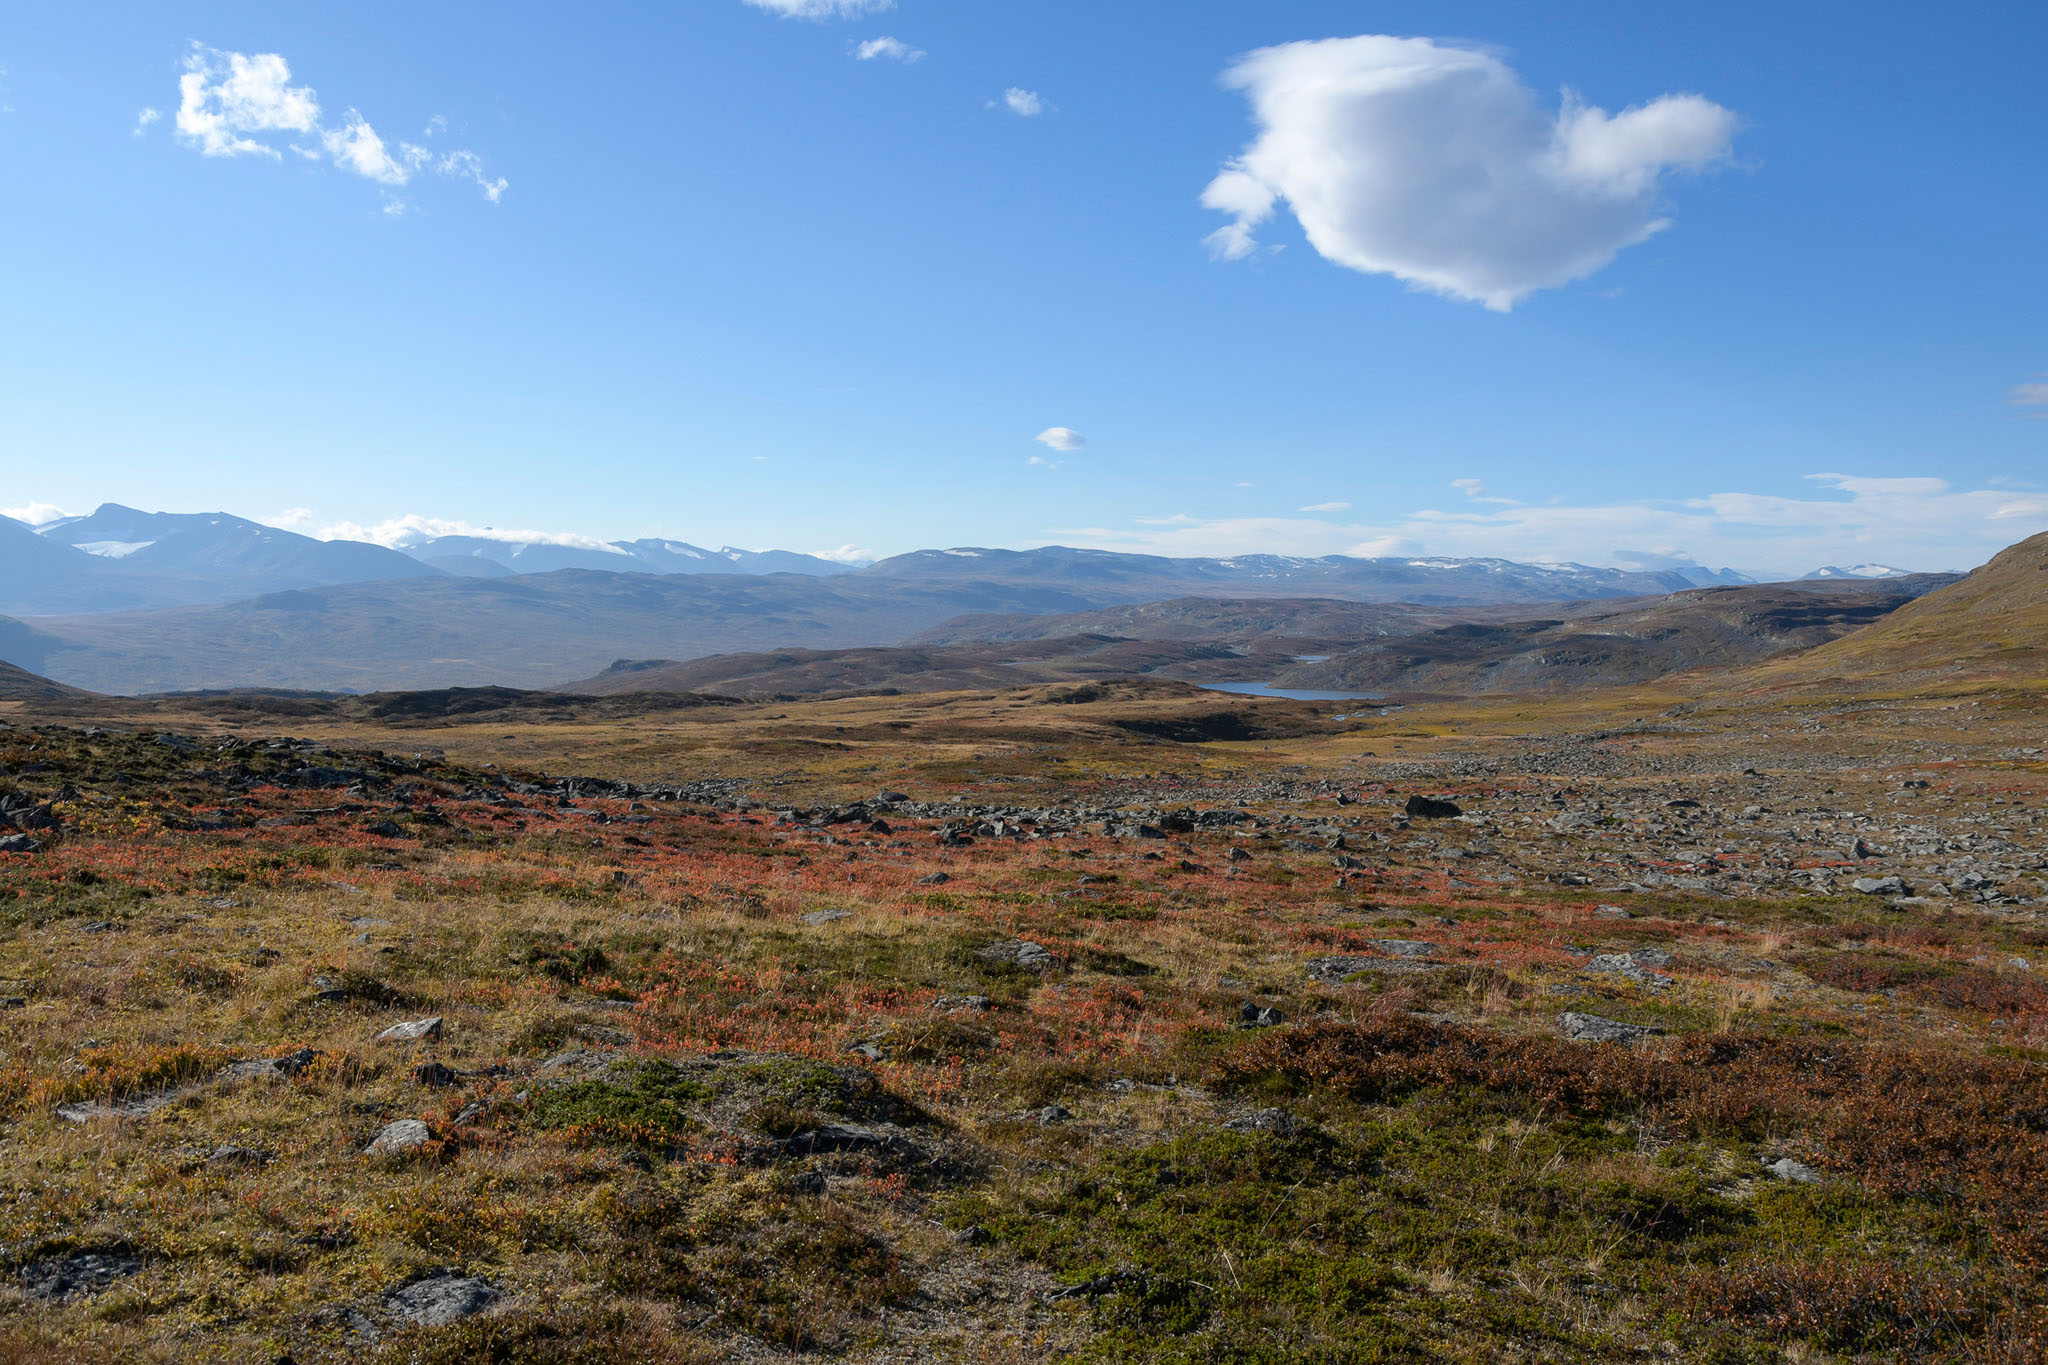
[[527, 1060, 716, 1146]]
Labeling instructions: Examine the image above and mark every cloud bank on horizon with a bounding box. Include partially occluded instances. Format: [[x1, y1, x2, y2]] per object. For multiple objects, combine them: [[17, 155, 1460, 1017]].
[[18, 472, 2043, 581], [1203, 35, 1739, 310], [1052, 473, 2048, 578]]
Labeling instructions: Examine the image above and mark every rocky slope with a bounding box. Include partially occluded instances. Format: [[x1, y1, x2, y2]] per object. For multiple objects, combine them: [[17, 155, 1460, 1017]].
[[1746, 530, 2048, 688], [1276, 578, 1954, 696]]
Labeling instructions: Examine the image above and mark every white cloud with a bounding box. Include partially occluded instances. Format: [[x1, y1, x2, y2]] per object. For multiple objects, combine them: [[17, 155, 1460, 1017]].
[[2011, 376, 2048, 416], [271, 507, 316, 529], [437, 148, 508, 203], [1051, 472, 2048, 578], [321, 112, 425, 184], [3, 501, 69, 527], [810, 544, 874, 564], [1002, 88, 1045, 117], [1034, 426, 1086, 452], [1299, 501, 1352, 512], [853, 37, 924, 63], [171, 46, 504, 203], [312, 514, 621, 552], [177, 48, 319, 158], [134, 107, 161, 134], [1028, 455, 1062, 470], [1450, 477, 1518, 505], [1202, 36, 1738, 310], [746, 0, 894, 17]]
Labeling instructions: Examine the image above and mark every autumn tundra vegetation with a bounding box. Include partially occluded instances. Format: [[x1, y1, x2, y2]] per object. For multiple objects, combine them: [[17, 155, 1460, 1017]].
[[4, 556, 2048, 1363]]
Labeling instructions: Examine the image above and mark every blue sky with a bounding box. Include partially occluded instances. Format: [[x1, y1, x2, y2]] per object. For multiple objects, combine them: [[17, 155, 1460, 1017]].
[[2, 0, 2043, 575]]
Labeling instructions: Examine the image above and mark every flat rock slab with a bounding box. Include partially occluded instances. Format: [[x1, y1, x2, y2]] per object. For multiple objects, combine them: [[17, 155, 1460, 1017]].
[[1306, 955, 1434, 983], [979, 939, 1058, 973], [801, 909, 853, 926], [384, 1273, 501, 1326], [775, 1122, 920, 1159], [1766, 1157, 1821, 1183], [375, 1018, 444, 1043], [55, 1090, 190, 1124], [363, 1119, 434, 1155], [17, 1248, 143, 1301], [1585, 954, 1675, 988], [1222, 1108, 1302, 1136], [1559, 1012, 1662, 1044], [220, 1048, 321, 1082], [58, 1049, 319, 1123]]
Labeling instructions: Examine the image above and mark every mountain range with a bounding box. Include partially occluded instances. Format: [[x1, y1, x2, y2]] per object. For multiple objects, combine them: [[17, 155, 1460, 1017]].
[[401, 533, 854, 579], [4, 504, 1763, 622], [0, 501, 1967, 696]]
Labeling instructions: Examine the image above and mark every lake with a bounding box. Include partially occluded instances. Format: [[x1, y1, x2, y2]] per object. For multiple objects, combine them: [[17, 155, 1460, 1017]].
[[1197, 681, 1385, 702]]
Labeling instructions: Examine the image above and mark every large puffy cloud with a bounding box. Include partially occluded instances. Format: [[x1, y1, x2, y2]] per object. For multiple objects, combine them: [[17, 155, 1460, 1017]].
[[1203, 36, 1737, 310], [176, 49, 319, 157], [1053, 473, 2048, 578], [170, 46, 503, 204]]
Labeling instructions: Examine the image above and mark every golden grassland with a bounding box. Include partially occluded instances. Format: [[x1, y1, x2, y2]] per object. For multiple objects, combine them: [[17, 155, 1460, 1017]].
[[2, 678, 2047, 1362]]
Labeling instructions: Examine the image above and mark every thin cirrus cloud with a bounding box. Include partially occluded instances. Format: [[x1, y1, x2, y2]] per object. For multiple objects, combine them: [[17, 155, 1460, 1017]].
[[1299, 501, 1351, 513], [853, 37, 924, 63], [2010, 376, 2048, 417], [1052, 474, 2048, 579], [745, 0, 894, 17], [1202, 35, 1739, 311], [165, 45, 506, 205], [1034, 427, 1086, 452]]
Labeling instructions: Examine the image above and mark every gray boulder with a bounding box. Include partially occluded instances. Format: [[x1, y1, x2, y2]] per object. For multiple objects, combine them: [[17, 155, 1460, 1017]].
[[979, 939, 1057, 973], [1559, 1012, 1659, 1043], [363, 1119, 434, 1155], [374, 1018, 444, 1043], [384, 1273, 501, 1326]]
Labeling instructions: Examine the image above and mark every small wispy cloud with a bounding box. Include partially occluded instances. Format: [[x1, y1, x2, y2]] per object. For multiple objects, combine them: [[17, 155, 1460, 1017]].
[[1299, 500, 1351, 513], [171, 45, 505, 207], [2010, 375, 2048, 418], [1451, 477, 1519, 506], [746, 0, 894, 18], [853, 37, 924, 63], [1001, 88, 1045, 117], [133, 107, 161, 134], [1034, 426, 1085, 452], [1028, 455, 1062, 470]]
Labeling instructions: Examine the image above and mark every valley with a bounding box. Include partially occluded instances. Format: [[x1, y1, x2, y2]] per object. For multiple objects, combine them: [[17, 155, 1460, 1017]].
[[2, 536, 2045, 1361]]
